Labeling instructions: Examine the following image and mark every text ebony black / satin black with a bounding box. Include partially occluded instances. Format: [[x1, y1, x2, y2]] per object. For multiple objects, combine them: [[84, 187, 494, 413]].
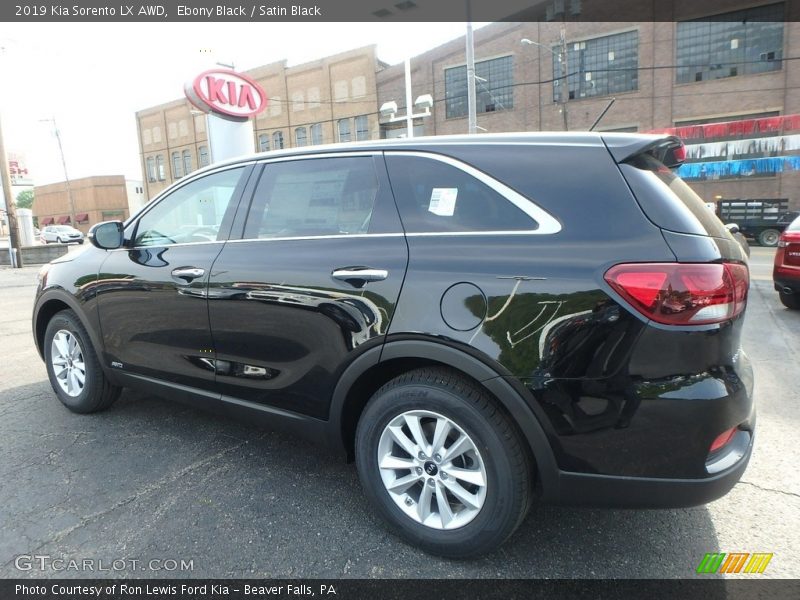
[[33, 133, 754, 557]]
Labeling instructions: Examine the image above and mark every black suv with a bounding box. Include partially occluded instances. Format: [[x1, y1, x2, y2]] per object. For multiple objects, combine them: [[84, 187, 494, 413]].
[[33, 133, 754, 557]]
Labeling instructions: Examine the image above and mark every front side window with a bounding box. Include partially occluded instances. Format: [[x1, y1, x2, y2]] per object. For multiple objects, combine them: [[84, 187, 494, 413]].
[[553, 30, 639, 101], [337, 119, 351, 143], [445, 55, 514, 119], [384, 155, 538, 233], [244, 157, 378, 239], [676, 3, 784, 84], [134, 167, 244, 247]]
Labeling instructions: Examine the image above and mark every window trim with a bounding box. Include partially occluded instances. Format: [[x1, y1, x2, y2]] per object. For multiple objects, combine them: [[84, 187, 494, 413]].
[[120, 162, 256, 249], [229, 150, 561, 242]]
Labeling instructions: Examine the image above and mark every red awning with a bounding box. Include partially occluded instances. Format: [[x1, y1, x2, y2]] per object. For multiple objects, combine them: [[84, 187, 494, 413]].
[[40, 216, 54, 225], [57, 215, 70, 224], [75, 213, 89, 223]]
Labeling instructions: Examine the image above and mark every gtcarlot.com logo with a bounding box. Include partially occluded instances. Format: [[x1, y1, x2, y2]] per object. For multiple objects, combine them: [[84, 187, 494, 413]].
[[14, 554, 194, 572], [696, 552, 773, 574]]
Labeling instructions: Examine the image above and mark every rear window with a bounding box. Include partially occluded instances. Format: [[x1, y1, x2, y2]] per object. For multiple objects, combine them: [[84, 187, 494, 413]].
[[788, 216, 800, 232], [619, 154, 729, 238]]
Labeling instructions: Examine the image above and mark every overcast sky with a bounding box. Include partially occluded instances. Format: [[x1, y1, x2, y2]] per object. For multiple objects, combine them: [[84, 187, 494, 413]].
[[0, 22, 484, 187]]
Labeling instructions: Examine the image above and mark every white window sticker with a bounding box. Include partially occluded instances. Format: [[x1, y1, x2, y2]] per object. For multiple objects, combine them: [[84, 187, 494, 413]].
[[428, 187, 458, 217]]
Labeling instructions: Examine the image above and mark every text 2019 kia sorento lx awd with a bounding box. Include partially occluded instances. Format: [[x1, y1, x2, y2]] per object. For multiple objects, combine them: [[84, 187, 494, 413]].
[[33, 133, 754, 557]]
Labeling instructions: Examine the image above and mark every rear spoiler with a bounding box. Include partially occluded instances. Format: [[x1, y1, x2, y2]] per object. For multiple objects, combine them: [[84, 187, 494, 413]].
[[602, 134, 686, 168]]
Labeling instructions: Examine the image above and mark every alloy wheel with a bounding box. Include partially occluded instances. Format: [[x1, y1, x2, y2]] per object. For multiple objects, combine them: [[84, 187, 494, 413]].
[[376, 409, 487, 530], [51, 329, 86, 397]]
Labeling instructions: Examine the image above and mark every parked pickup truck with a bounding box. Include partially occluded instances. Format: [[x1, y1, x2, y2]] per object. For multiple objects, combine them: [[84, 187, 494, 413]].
[[717, 199, 799, 247]]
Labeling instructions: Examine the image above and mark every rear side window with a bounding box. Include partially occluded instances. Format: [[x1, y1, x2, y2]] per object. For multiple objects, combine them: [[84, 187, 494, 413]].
[[384, 155, 537, 233], [244, 157, 378, 239], [620, 154, 729, 238]]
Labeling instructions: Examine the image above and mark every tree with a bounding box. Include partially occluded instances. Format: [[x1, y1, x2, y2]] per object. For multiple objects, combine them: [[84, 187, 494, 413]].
[[16, 189, 33, 210]]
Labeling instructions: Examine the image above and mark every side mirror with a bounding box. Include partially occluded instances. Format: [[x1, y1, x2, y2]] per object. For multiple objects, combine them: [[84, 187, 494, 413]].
[[725, 223, 740, 235], [88, 221, 125, 250]]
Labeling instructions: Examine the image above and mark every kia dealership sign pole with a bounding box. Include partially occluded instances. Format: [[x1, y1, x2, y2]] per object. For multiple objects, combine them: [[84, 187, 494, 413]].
[[185, 69, 268, 163]]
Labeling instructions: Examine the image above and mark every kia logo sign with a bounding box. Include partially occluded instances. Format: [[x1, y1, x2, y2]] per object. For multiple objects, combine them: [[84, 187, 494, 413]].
[[185, 69, 267, 121]]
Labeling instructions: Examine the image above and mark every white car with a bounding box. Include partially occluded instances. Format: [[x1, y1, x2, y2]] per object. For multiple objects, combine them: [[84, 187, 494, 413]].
[[40, 225, 84, 244]]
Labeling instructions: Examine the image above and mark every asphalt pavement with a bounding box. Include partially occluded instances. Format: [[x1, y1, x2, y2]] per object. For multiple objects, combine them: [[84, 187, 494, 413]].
[[0, 247, 798, 579]]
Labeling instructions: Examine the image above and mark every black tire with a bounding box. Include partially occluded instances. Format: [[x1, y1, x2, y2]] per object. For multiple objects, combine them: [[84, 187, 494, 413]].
[[44, 309, 121, 413], [758, 228, 780, 247], [355, 367, 532, 558], [779, 291, 800, 310], [56, 237, 63, 244]]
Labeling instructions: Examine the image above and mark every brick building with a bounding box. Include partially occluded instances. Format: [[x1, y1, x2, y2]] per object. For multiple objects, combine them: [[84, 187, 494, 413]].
[[134, 1, 798, 212], [33, 176, 142, 233], [136, 46, 386, 199]]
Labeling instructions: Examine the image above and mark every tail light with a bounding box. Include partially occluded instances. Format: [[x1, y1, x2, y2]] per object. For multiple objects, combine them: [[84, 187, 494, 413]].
[[604, 262, 749, 325]]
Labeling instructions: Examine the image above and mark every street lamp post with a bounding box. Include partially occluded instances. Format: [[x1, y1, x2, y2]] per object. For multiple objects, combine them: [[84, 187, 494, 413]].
[[379, 59, 433, 139], [40, 118, 77, 229], [522, 29, 569, 131]]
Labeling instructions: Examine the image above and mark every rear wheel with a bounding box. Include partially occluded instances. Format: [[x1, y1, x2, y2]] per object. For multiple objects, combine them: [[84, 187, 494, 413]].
[[44, 309, 121, 413], [758, 228, 780, 247], [779, 291, 800, 310], [355, 368, 532, 558]]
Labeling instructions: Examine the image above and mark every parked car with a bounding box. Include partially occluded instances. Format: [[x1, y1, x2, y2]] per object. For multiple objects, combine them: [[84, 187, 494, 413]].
[[40, 225, 84, 244], [773, 214, 800, 310], [32, 133, 754, 557]]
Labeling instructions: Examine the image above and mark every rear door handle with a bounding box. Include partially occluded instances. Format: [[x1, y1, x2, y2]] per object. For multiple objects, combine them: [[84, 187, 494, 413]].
[[332, 267, 388, 286], [171, 267, 205, 282]]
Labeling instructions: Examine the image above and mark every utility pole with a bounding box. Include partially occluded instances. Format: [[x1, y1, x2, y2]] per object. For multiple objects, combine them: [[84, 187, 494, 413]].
[[41, 118, 76, 228], [465, 0, 477, 134], [559, 25, 569, 131], [404, 58, 414, 138], [0, 113, 21, 267]]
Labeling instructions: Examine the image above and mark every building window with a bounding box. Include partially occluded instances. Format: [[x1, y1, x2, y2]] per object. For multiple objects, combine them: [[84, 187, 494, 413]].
[[553, 30, 639, 101], [334, 80, 348, 102], [179, 120, 189, 137], [307, 87, 321, 108], [351, 76, 366, 98], [142, 129, 152, 146], [168, 122, 178, 139], [156, 155, 165, 181], [337, 119, 351, 143], [676, 3, 784, 84], [311, 123, 323, 145], [146, 156, 156, 182], [152, 126, 162, 143], [199, 146, 210, 167], [295, 127, 308, 147], [194, 114, 206, 133], [258, 134, 270, 152], [445, 55, 514, 119], [273, 131, 284, 150], [355, 115, 370, 141], [269, 98, 282, 116], [172, 151, 183, 179], [291, 91, 304, 111], [183, 150, 192, 175]]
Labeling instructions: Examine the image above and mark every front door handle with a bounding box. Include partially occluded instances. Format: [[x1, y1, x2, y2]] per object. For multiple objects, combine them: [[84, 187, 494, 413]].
[[332, 267, 388, 287], [171, 267, 205, 282]]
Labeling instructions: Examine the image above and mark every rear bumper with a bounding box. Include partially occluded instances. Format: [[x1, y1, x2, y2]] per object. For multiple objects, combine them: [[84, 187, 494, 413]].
[[774, 278, 800, 294], [552, 428, 753, 508]]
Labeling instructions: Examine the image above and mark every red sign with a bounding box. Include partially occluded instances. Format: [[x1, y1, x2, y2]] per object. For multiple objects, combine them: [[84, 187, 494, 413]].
[[185, 69, 267, 121]]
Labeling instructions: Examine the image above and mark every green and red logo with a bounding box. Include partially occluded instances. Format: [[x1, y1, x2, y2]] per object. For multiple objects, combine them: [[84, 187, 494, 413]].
[[696, 552, 773, 574]]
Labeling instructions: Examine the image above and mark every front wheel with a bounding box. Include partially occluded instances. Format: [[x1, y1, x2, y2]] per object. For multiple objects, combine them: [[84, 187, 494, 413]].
[[44, 309, 121, 413], [355, 368, 532, 558], [56, 237, 64, 244]]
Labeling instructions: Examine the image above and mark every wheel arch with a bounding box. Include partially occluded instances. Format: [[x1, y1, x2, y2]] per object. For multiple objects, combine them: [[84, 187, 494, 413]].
[[328, 339, 560, 499], [33, 291, 103, 364]]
